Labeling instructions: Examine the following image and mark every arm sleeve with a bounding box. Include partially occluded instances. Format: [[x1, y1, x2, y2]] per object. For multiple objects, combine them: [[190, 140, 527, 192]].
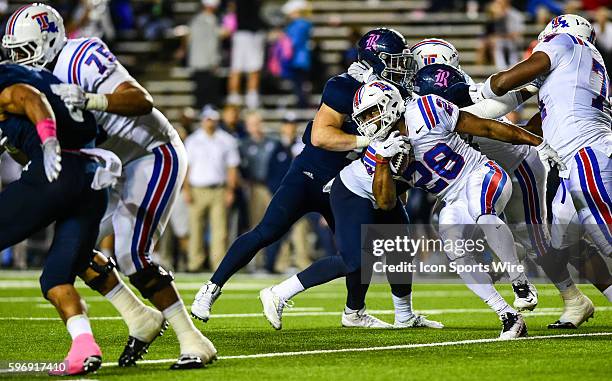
[[533, 34, 574, 71], [461, 91, 522, 119]]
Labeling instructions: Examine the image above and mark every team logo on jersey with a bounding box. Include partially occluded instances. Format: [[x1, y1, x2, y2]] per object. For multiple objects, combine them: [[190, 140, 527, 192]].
[[370, 81, 393, 91], [31, 12, 58, 33], [434, 69, 450, 88]]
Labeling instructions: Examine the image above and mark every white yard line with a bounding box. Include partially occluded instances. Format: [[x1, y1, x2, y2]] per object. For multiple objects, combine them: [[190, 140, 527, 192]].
[[1, 306, 611, 321], [1, 332, 607, 373]]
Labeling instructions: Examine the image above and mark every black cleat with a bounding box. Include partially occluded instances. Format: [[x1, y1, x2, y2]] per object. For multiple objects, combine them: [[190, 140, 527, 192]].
[[83, 356, 103, 374], [118, 320, 169, 367], [499, 312, 528, 339], [548, 320, 578, 329], [170, 354, 204, 370]]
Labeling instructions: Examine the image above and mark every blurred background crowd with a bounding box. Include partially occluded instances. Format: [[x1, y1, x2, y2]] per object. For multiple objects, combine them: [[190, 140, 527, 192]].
[[0, 0, 610, 275]]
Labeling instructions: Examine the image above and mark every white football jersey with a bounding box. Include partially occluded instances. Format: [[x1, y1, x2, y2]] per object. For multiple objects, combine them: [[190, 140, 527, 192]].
[[402, 94, 488, 201], [339, 145, 379, 206], [53, 38, 178, 163], [472, 117, 530, 172], [533, 33, 612, 177]]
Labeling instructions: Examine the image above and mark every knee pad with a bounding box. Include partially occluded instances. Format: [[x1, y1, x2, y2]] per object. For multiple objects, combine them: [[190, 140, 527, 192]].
[[129, 263, 175, 299], [84, 252, 117, 291]]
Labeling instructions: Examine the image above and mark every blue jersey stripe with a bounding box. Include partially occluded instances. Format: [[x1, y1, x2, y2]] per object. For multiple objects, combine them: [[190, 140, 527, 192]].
[[67, 39, 90, 84], [427, 96, 440, 125], [417, 98, 433, 130]]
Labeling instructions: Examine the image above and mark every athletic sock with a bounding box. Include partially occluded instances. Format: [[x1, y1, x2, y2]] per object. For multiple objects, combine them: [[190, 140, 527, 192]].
[[105, 282, 160, 341], [66, 314, 93, 340], [344, 306, 360, 314], [553, 277, 575, 293], [163, 300, 202, 355], [484, 291, 516, 316], [392, 293, 414, 322], [477, 214, 527, 283], [602, 285, 612, 302], [271, 275, 305, 301]]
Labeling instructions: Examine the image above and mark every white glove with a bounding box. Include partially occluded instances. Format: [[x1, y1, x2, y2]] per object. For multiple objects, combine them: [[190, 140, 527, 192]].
[[348, 61, 376, 83], [42, 137, 62, 182], [371, 131, 410, 158], [536, 140, 566, 172], [50, 83, 108, 112], [468, 83, 485, 104], [52, 83, 88, 109]]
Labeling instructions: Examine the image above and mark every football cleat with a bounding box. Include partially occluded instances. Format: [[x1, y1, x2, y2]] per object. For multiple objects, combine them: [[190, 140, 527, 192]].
[[548, 293, 594, 329], [260, 286, 293, 330], [342, 307, 394, 328], [191, 281, 222, 322], [512, 281, 538, 311], [118, 320, 168, 367], [499, 312, 527, 340], [49, 333, 102, 376], [170, 354, 204, 370], [395, 314, 444, 329]]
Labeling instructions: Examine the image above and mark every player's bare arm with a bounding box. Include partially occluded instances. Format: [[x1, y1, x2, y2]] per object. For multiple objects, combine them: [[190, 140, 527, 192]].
[[312, 103, 369, 151], [103, 80, 154, 116], [487, 52, 551, 97], [372, 155, 397, 210], [523, 112, 543, 136], [455, 111, 542, 146], [0, 84, 55, 123]]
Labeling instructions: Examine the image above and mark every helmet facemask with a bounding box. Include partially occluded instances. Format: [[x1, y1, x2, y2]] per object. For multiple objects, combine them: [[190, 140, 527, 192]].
[[3, 36, 46, 66], [378, 51, 418, 94], [353, 96, 399, 141]]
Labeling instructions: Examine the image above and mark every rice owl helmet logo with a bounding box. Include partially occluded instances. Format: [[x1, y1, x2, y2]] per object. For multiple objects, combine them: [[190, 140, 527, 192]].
[[365, 34, 381, 51], [31, 12, 59, 33], [434, 69, 450, 88]]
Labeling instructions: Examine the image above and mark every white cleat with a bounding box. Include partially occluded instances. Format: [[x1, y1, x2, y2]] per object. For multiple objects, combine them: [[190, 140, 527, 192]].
[[395, 314, 444, 329], [191, 281, 221, 322], [548, 293, 595, 329], [341, 307, 393, 328], [259, 287, 293, 330], [170, 333, 217, 370], [512, 281, 538, 311], [499, 312, 528, 340]]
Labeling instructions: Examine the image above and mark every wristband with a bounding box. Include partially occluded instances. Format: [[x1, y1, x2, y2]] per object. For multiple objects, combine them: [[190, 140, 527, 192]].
[[35, 118, 57, 144], [85, 93, 109, 111], [374, 156, 389, 164], [481, 76, 498, 99], [355, 135, 371, 149]]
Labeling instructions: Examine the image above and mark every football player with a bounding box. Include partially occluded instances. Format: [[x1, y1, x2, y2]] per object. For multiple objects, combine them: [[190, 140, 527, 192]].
[[192, 28, 419, 328], [0, 63, 112, 375], [349, 77, 560, 338], [2, 4, 215, 368], [260, 81, 443, 330], [473, 14, 612, 327]]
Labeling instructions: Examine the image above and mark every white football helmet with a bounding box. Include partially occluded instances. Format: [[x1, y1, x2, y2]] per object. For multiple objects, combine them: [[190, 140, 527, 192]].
[[2, 3, 66, 67], [352, 80, 405, 141], [538, 14, 596, 43], [409, 38, 460, 70]]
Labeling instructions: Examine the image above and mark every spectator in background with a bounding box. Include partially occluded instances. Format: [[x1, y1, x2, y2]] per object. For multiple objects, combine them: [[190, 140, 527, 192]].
[[68, 0, 116, 40], [281, 1, 313, 108], [135, 0, 175, 40], [179, 0, 227, 108], [184, 106, 240, 271], [486, 0, 525, 69], [219, 103, 247, 139], [227, 0, 266, 109], [594, 7, 612, 70], [239, 111, 278, 261]]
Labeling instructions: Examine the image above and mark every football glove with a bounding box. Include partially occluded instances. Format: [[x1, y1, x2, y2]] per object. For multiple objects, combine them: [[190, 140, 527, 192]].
[[536, 140, 566, 171], [42, 137, 62, 182], [348, 61, 377, 84], [51, 83, 108, 111], [371, 131, 410, 159]]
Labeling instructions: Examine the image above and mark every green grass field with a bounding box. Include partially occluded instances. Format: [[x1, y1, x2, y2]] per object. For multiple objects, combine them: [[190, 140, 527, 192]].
[[0, 270, 610, 380]]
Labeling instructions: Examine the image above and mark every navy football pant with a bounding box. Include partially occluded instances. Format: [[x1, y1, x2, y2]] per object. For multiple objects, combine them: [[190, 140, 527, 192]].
[[211, 165, 335, 286], [0, 154, 108, 296], [297, 176, 413, 310]]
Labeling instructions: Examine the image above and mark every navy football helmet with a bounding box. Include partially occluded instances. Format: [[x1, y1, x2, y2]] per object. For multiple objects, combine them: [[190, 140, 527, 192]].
[[413, 63, 471, 107], [357, 28, 417, 92]]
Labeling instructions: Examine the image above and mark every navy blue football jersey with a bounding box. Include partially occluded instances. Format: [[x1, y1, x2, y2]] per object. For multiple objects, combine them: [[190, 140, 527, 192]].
[[0, 64, 97, 158], [295, 73, 362, 178]]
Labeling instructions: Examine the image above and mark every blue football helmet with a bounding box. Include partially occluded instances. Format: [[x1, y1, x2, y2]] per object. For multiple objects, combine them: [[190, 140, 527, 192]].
[[357, 28, 417, 92], [413, 63, 471, 107]]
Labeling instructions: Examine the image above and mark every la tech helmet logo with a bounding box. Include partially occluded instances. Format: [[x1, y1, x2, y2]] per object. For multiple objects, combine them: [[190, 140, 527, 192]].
[[31, 12, 59, 33]]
